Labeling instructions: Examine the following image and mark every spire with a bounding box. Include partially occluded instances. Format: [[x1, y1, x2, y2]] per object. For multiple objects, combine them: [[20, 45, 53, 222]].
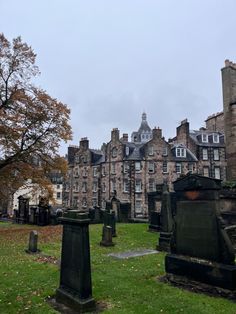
[[142, 112, 147, 121]]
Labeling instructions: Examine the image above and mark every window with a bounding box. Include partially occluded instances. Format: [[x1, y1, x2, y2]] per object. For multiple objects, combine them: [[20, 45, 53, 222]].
[[162, 161, 168, 173], [102, 199, 106, 209], [83, 168, 88, 177], [148, 146, 154, 156], [176, 148, 186, 158], [213, 149, 219, 161], [111, 162, 116, 174], [135, 180, 142, 192], [56, 192, 61, 199], [202, 134, 208, 143], [112, 147, 117, 158], [148, 161, 155, 173], [202, 148, 208, 160], [188, 163, 194, 173], [203, 167, 209, 177], [73, 197, 78, 208], [82, 197, 87, 208], [74, 168, 79, 177], [162, 147, 168, 156], [214, 167, 221, 179], [176, 163, 182, 174], [125, 146, 129, 156], [102, 182, 106, 193], [92, 199, 97, 207], [111, 180, 116, 192], [93, 181, 97, 192], [135, 200, 142, 213], [57, 184, 61, 189], [82, 182, 87, 192], [149, 179, 155, 192], [213, 134, 219, 143], [74, 182, 79, 192], [123, 180, 129, 193], [102, 166, 106, 176], [93, 167, 97, 177], [135, 162, 141, 172], [123, 162, 129, 173]]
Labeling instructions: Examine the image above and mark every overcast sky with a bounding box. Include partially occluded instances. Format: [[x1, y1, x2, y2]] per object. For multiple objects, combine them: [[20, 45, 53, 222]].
[[0, 0, 235, 154]]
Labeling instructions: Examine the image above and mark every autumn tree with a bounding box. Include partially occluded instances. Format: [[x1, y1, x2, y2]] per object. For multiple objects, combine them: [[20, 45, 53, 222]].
[[0, 33, 72, 207]]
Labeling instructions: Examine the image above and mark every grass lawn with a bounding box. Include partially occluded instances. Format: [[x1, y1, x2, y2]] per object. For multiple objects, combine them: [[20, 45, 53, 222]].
[[0, 221, 236, 313]]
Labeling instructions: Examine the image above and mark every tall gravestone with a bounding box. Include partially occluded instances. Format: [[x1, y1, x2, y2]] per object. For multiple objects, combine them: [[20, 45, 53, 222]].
[[56, 211, 95, 312], [157, 184, 173, 252], [165, 173, 236, 291], [147, 184, 163, 232]]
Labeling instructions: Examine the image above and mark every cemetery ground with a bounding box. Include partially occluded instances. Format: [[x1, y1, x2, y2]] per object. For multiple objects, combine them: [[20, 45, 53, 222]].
[[0, 223, 236, 314]]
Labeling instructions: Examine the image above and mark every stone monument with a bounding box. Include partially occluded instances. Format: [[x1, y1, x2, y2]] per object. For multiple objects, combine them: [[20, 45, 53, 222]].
[[56, 211, 96, 312], [157, 184, 173, 252], [165, 173, 236, 291]]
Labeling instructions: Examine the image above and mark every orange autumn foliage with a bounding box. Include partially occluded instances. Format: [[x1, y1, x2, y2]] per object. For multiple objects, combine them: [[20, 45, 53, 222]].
[[0, 34, 72, 200]]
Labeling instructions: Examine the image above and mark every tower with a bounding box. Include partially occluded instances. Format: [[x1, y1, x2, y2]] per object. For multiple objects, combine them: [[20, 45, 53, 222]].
[[221, 60, 236, 181]]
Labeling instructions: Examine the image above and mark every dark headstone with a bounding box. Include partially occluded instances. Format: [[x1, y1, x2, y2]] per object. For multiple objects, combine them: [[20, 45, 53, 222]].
[[157, 184, 173, 252], [165, 173, 236, 291], [56, 211, 95, 312], [103, 210, 116, 237], [100, 226, 114, 247], [147, 184, 163, 232], [17, 196, 29, 224], [26, 230, 40, 254]]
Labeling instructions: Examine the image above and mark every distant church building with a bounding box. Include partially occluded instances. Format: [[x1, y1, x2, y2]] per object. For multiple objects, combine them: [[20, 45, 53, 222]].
[[131, 112, 152, 143]]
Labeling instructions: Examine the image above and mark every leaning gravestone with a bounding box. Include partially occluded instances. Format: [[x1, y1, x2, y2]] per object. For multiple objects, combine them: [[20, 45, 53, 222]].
[[103, 209, 116, 237], [165, 173, 236, 291], [26, 230, 40, 254], [56, 211, 95, 312]]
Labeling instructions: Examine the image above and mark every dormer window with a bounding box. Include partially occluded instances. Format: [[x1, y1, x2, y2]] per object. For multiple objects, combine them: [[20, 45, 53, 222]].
[[213, 134, 219, 143], [176, 147, 186, 158], [125, 146, 129, 156], [202, 134, 208, 143]]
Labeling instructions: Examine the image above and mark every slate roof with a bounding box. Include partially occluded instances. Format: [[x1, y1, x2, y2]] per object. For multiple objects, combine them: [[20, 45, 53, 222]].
[[189, 130, 225, 147]]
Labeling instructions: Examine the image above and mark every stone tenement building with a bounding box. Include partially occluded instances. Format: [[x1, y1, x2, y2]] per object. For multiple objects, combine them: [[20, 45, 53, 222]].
[[64, 113, 226, 217], [221, 60, 236, 181]]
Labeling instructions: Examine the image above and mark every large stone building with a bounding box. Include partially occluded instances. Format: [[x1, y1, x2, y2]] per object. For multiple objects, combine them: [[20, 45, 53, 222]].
[[221, 60, 236, 181], [64, 113, 226, 217]]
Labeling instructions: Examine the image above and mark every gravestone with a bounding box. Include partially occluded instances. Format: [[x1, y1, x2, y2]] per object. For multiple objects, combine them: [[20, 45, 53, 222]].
[[165, 173, 236, 291], [56, 211, 95, 312], [17, 196, 29, 224], [147, 184, 163, 232], [100, 225, 114, 247], [157, 184, 173, 252], [26, 230, 40, 253], [103, 209, 116, 237]]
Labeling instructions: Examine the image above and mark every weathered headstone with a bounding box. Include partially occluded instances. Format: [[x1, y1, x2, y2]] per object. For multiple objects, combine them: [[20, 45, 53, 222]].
[[17, 196, 29, 224], [147, 184, 163, 232], [100, 225, 114, 247], [165, 173, 236, 291], [103, 210, 116, 237], [157, 184, 173, 252], [56, 211, 95, 312], [26, 230, 40, 254]]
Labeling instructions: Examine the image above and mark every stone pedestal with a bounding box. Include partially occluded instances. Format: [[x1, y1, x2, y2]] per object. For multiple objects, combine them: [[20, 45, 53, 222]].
[[157, 232, 172, 252], [166, 254, 236, 291], [26, 230, 40, 254], [56, 211, 95, 313]]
